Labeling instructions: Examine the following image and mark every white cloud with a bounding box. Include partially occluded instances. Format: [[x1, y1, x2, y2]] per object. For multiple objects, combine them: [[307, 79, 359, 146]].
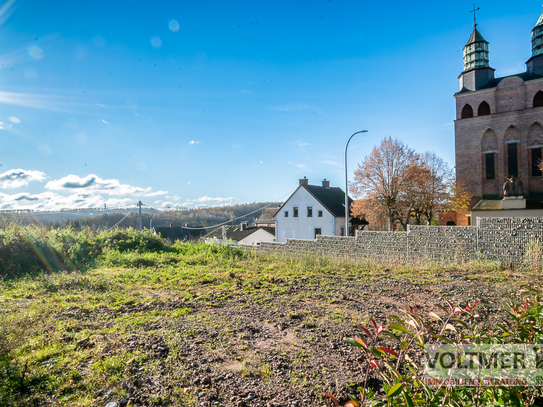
[[291, 140, 311, 152], [181, 196, 237, 208], [0, 121, 11, 129], [102, 119, 109, 124], [46, 174, 152, 196], [320, 157, 342, 168], [288, 161, 307, 170], [8, 116, 20, 123], [189, 140, 200, 145], [0, 169, 46, 189], [0, 191, 133, 211], [0, 170, 167, 211], [144, 190, 168, 197]]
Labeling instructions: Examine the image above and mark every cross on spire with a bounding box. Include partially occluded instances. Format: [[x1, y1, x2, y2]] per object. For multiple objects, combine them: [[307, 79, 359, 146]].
[[470, 3, 480, 27]]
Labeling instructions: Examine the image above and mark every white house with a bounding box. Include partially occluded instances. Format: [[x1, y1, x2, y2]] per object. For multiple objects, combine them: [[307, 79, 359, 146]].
[[275, 177, 353, 243], [203, 224, 275, 246]]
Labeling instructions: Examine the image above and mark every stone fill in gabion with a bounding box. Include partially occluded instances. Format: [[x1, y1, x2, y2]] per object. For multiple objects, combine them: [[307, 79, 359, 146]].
[[255, 217, 543, 266]]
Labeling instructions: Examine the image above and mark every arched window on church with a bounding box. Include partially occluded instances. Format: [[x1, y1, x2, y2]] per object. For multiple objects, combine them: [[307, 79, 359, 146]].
[[534, 91, 543, 108], [478, 101, 491, 116], [461, 104, 473, 119]]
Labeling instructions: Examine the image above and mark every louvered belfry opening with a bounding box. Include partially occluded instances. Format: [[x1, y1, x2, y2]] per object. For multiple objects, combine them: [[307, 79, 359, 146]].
[[478, 101, 491, 116], [534, 91, 543, 107], [461, 104, 474, 119]]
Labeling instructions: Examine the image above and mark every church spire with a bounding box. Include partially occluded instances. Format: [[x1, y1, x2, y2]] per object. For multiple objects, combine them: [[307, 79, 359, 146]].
[[458, 7, 495, 92], [526, 10, 543, 75], [531, 11, 543, 57], [463, 25, 490, 72]]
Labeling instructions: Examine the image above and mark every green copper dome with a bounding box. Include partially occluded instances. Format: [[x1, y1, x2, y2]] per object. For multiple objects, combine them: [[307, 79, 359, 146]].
[[463, 25, 490, 72], [532, 12, 543, 57]]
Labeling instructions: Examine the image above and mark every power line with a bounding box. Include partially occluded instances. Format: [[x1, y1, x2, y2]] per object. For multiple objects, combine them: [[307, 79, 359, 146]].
[[145, 188, 296, 231], [108, 211, 134, 230]]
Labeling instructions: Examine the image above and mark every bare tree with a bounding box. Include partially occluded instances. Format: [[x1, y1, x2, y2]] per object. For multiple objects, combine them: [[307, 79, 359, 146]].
[[351, 138, 454, 230], [412, 152, 453, 225], [350, 137, 417, 230]]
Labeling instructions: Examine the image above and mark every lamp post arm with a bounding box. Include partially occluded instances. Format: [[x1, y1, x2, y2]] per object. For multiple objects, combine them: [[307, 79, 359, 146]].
[[344, 130, 368, 237]]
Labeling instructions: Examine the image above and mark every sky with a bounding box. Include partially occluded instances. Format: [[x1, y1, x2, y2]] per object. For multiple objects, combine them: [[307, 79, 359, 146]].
[[0, 0, 542, 211]]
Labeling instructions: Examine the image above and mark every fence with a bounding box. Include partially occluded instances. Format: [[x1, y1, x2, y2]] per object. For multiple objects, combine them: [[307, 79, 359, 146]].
[[253, 217, 543, 265]]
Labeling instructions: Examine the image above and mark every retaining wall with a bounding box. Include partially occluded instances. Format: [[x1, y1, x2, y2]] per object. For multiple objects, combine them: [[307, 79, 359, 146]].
[[254, 217, 543, 265]]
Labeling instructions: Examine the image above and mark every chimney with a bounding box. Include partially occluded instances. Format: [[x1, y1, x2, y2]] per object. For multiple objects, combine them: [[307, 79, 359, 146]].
[[322, 179, 330, 189], [299, 176, 309, 187], [240, 222, 248, 231]]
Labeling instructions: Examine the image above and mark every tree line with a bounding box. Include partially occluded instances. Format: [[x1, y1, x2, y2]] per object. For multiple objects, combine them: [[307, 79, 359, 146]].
[[1, 202, 278, 230]]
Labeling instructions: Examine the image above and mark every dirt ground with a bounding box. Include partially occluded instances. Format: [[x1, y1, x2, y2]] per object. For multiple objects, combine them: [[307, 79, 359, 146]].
[[71, 268, 531, 407]]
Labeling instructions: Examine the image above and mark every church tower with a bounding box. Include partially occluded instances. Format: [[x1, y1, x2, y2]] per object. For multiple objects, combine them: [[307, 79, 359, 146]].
[[458, 24, 495, 91], [451, 8, 543, 226], [526, 12, 543, 75]]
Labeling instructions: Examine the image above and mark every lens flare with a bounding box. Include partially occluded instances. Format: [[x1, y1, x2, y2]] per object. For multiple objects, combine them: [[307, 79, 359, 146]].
[[92, 35, 106, 47], [151, 37, 162, 48], [169, 20, 180, 32], [28, 45, 44, 60]]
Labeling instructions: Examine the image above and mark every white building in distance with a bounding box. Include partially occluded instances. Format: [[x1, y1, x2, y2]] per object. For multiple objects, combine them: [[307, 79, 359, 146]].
[[274, 177, 353, 243]]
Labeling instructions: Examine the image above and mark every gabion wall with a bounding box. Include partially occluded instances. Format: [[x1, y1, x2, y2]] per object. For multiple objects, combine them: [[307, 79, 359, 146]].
[[255, 217, 543, 265], [477, 217, 543, 265]]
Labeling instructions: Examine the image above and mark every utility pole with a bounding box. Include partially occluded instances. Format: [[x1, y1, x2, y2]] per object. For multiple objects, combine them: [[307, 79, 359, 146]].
[[136, 201, 143, 231]]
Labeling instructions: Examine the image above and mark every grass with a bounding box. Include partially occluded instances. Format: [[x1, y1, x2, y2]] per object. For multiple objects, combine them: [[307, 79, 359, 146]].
[[0, 226, 536, 406]]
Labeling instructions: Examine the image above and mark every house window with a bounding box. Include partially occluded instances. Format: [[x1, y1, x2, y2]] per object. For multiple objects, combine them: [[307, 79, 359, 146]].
[[532, 148, 543, 177], [485, 153, 495, 180], [507, 143, 518, 178], [318, 210, 323, 217], [314, 228, 321, 238], [284, 211, 289, 217], [307, 206, 312, 217], [293, 207, 298, 217], [340, 227, 344, 236]]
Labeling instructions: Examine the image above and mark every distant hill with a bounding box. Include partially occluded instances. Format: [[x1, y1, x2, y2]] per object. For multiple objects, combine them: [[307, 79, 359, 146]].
[[0, 202, 281, 230]]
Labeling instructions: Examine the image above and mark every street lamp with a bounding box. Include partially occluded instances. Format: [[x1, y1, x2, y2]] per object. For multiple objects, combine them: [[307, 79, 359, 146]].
[[345, 130, 368, 237], [150, 212, 159, 230]]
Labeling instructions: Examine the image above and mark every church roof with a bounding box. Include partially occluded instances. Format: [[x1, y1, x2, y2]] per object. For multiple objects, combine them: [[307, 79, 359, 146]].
[[466, 26, 487, 45], [457, 71, 543, 94]]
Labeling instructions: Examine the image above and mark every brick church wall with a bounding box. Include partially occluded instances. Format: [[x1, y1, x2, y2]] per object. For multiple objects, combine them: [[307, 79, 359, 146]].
[[455, 76, 543, 200]]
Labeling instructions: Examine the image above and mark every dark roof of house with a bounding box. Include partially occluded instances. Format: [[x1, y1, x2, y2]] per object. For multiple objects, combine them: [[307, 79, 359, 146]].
[[255, 208, 279, 224], [203, 225, 275, 241], [305, 185, 352, 218], [153, 226, 206, 240]]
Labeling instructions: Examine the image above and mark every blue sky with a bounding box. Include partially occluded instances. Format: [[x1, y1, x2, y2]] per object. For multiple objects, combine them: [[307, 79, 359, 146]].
[[0, 0, 541, 210]]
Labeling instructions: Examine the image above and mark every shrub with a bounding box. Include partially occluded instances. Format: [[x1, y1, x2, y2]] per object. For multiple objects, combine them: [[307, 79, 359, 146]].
[[327, 279, 543, 406]]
